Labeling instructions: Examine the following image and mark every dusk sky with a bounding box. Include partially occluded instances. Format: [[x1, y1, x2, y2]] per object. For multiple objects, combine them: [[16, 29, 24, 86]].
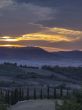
[[0, 0, 82, 51]]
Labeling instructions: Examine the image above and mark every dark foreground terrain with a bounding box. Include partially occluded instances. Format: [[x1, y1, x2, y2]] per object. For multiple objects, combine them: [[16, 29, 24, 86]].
[[0, 63, 82, 110]]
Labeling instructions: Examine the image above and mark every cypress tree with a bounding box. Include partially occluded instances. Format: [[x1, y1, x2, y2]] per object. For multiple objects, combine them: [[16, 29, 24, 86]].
[[47, 86, 50, 99], [60, 87, 63, 98], [5, 90, 10, 104], [34, 88, 36, 99], [10, 91, 15, 105], [14, 88, 19, 103], [21, 89, 24, 101], [66, 88, 69, 98], [0, 89, 3, 96], [54, 88, 56, 99], [26, 88, 29, 100], [40, 88, 43, 99], [19, 88, 22, 101]]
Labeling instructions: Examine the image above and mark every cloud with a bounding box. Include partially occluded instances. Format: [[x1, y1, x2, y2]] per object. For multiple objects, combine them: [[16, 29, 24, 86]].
[[0, 0, 82, 51], [14, 0, 82, 8], [0, 0, 82, 36], [0, 1, 55, 36], [0, 27, 82, 51], [14, 0, 82, 31], [1, 27, 82, 42], [14, 0, 82, 30], [0, 0, 13, 8]]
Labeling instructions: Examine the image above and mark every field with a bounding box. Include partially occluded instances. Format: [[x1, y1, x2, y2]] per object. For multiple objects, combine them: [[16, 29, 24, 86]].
[[0, 63, 81, 90]]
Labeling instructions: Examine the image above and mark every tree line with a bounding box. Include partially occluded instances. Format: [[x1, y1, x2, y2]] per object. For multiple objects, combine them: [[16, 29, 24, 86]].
[[0, 86, 71, 105]]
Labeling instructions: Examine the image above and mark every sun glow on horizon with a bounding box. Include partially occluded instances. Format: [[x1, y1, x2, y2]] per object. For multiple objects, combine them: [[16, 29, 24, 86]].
[[0, 27, 81, 43], [0, 44, 25, 48], [0, 27, 82, 51]]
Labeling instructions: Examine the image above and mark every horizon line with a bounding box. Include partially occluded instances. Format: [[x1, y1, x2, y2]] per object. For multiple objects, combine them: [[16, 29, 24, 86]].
[[0, 46, 82, 52]]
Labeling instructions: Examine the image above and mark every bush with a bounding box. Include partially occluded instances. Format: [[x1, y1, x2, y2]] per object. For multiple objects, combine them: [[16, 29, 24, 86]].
[[0, 104, 7, 110], [56, 89, 82, 110], [57, 100, 82, 110]]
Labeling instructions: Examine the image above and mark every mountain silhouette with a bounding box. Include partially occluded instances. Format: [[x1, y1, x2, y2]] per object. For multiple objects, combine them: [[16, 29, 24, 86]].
[[0, 47, 82, 61]]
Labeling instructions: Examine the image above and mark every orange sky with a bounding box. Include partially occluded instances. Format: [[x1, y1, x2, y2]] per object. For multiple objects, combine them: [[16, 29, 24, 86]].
[[0, 27, 82, 51]]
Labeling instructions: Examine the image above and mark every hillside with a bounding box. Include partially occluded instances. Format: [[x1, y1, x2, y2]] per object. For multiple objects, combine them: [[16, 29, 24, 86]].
[[0, 63, 81, 89], [0, 47, 82, 66], [0, 47, 82, 60]]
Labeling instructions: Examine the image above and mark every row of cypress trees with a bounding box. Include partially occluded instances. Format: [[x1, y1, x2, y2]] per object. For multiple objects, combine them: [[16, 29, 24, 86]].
[[0, 87, 70, 105]]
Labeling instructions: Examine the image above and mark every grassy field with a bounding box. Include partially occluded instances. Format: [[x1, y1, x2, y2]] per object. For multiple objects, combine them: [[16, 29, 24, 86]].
[[0, 63, 81, 89]]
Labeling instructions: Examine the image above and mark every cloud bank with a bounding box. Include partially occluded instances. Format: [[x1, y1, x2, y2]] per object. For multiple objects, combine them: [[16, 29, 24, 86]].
[[0, 0, 82, 51]]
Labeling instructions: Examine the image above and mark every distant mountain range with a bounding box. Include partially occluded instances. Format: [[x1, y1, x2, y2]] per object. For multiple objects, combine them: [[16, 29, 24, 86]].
[[0, 47, 82, 60]]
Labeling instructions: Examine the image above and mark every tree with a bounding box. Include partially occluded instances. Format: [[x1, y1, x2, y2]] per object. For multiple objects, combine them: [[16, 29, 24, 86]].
[[5, 90, 10, 104], [56, 100, 82, 110], [0, 91, 7, 110], [33, 88, 36, 99], [47, 86, 50, 99], [54, 88, 56, 99], [26, 88, 29, 100], [0, 104, 7, 110], [40, 88, 43, 99], [56, 89, 82, 110]]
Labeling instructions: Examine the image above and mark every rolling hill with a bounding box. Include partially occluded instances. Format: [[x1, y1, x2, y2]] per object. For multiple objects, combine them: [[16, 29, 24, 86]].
[[0, 47, 82, 66]]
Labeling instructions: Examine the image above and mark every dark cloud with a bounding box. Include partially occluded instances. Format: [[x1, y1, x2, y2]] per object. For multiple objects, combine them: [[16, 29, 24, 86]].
[[13, 0, 82, 30], [0, 0, 82, 36], [0, 1, 54, 36], [14, 0, 82, 8]]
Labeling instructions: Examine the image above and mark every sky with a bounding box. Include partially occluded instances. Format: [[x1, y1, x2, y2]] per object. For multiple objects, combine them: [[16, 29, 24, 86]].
[[0, 0, 82, 51]]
